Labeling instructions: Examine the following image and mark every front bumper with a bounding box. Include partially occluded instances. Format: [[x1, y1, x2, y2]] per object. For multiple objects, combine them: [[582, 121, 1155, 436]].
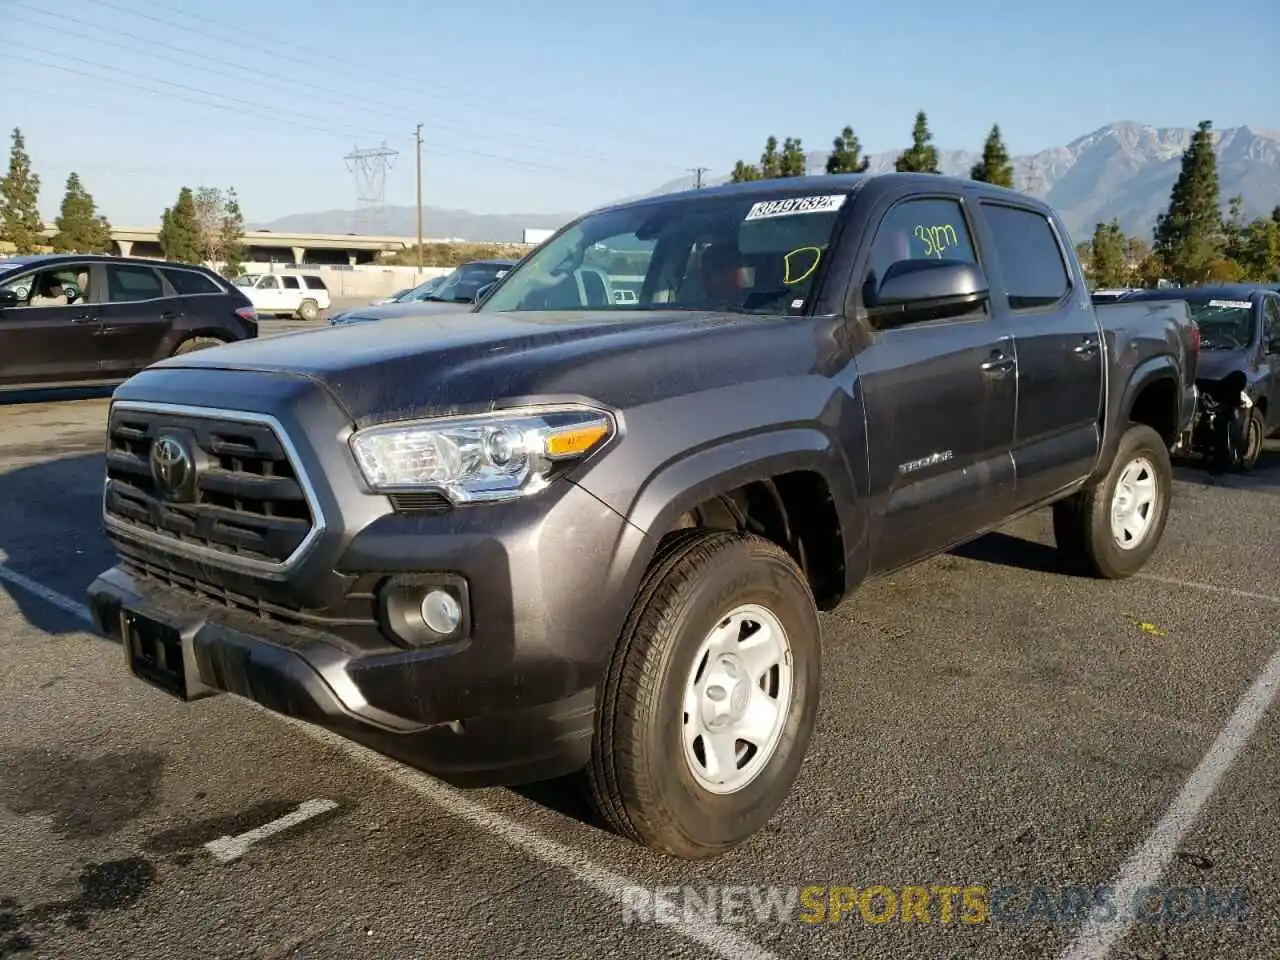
[[89, 562, 601, 788]]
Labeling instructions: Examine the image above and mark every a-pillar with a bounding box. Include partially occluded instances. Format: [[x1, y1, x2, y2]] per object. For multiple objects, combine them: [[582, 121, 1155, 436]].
[[291, 246, 307, 264], [116, 239, 133, 257]]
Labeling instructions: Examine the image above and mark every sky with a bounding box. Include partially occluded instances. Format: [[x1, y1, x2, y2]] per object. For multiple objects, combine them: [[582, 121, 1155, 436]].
[[1, 0, 1277, 229]]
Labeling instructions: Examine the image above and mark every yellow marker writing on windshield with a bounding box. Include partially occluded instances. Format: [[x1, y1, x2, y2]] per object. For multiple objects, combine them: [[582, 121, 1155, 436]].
[[783, 246, 823, 285]]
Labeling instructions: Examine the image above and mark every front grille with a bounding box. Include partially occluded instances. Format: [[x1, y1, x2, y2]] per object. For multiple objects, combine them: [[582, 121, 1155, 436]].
[[104, 405, 318, 567]]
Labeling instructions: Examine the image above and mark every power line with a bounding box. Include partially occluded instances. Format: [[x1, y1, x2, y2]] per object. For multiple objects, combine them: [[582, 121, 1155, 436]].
[[5, 4, 670, 172], [3, 55, 641, 178], [70, 0, 730, 156]]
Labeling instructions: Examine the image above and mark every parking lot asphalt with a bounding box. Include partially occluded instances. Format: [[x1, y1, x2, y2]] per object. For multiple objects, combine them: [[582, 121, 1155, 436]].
[[0, 353, 1277, 960]]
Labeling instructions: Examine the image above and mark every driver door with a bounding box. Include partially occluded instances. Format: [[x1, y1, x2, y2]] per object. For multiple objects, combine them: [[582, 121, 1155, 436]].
[[0, 264, 104, 387]]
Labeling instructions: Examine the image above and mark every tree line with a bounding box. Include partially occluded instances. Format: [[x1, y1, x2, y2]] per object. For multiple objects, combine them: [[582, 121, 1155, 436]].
[[1077, 122, 1280, 287], [729, 111, 1015, 186], [0, 127, 248, 277], [730, 113, 1280, 288]]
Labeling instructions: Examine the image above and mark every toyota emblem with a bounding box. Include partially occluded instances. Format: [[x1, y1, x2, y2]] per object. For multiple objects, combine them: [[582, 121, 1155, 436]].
[[150, 434, 195, 500]]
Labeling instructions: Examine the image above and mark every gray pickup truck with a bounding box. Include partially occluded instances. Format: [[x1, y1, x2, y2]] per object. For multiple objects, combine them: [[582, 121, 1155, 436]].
[[88, 173, 1198, 859]]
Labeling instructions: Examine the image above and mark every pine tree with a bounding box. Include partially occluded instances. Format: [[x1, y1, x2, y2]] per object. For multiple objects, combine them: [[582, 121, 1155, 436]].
[[894, 111, 940, 174], [825, 126, 870, 174], [219, 187, 247, 278], [970, 124, 1014, 187], [1089, 220, 1129, 288], [0, 127, 43, 253], [1152, 120, 1224, 285], [760, 137, 783, 179], [158, 186, 203, 264], [779, 137, 806, 177], [729, 161, 761, 183], [51, 172, 112, 253]]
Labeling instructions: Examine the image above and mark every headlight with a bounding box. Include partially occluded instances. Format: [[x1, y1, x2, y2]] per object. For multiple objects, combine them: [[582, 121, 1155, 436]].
[[349, 405, 615, 503]]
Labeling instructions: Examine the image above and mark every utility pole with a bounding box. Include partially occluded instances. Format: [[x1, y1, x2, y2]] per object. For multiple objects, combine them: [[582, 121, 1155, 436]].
[[414, 122, 424, 272], [689, 166, 709, 189]]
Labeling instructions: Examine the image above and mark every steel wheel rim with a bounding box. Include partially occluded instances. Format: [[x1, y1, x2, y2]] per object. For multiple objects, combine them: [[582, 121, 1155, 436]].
[[681, 603, 794, 795], [1110, 455, 1159, 550], [1245, 416, 1263, 463]]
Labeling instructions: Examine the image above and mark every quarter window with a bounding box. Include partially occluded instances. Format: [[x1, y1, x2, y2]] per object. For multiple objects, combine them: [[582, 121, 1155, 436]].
[[981, 203, 1071, 310], [1264, 297, 1280, 353], [107, 265, 164, 302], [162, 268, 220, 295]]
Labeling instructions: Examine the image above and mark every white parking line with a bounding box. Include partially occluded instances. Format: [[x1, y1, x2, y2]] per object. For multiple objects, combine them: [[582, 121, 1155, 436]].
[[1059, 644, 1280, 960], [205, 798, 340, 863], [1136, 572, 1280, 605], [0, 564, 779, 960], [0, 563, 95, 624]]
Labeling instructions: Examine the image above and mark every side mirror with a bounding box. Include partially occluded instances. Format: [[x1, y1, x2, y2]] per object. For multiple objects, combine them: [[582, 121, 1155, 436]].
[[0, 290, 18, 308], [865, 259, 989, 327]]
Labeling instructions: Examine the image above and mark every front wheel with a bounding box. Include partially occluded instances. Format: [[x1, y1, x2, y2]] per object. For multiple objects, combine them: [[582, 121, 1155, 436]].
[[1052, 423, 1172, 579], [585, 529, 821, 858]]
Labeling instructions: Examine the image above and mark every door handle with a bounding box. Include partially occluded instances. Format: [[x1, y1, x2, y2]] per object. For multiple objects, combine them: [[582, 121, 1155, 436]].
[[160, 311, 180, 320], [71, 313, 97, 324], [1073, 337, 1100, 356], [981, 350, 1016, 375]]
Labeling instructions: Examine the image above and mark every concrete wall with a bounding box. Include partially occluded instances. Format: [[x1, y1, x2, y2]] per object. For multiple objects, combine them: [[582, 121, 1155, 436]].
[[241, 262, 452, 298]]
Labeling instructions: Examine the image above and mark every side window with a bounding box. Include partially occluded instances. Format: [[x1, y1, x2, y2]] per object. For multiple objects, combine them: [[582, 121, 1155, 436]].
[[303, 276, 327, 291], [981, 203, 1071, 310], [258, 275, 279, 289], [162, 268, 220, 295], [107, 265, 165, 303], [867, 197, 979, 288], [1265, 298, 1280, 353], [280, 275, 300, 289]]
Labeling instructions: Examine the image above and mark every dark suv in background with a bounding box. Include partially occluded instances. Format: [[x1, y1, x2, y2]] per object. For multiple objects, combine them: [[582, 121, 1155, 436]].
[[0, 254, 258, 390]]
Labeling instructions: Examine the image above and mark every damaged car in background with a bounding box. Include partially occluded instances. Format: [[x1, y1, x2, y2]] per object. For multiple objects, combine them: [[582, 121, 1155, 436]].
[[1118, 285, 1280, 471]]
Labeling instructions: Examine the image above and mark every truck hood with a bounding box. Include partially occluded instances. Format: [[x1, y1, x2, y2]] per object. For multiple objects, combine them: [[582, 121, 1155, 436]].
[[331, 299, 471, 324], [1194, 347, 1253, 383], [148, 308, 819, 426]]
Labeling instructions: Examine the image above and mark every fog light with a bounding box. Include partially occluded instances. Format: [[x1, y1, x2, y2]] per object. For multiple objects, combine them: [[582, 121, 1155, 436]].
[[420, 589, 462, 635]]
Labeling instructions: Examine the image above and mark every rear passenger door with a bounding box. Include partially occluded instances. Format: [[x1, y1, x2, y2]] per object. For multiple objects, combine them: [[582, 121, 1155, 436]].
[[852, 192, 1018, 575], [975, 200, 1104, 509], [279, 274, 303, 311], [96, 263, 180, 375]]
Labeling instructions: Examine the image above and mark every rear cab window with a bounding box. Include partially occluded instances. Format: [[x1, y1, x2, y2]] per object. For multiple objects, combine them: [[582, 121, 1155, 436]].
[[479, 189, 853, 316], [979, 203, 1072, 310]]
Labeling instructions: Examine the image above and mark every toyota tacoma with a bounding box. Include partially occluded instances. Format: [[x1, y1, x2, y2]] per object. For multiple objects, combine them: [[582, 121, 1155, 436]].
[[88, 173, 1198, 858]]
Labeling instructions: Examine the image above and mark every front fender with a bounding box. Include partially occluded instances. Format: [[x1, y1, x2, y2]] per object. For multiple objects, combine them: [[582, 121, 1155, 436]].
[[577, 427, 865, 613]]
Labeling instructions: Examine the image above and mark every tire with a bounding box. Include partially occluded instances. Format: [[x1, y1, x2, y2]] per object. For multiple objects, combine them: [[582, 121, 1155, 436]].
[[1052, 423, 1172, 580], [585, 528, 821, 858], [297, 299, 319, 322], [173, 336, 225, 356], [1223, 407, 1264, 473]]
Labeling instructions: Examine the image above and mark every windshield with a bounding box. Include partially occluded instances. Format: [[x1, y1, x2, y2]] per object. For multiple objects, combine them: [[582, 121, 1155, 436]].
[[399, 275, 445, 301], [430, 262, 513, 302], [1189, 298, 1255, 350], [478, 188, 852, 316]]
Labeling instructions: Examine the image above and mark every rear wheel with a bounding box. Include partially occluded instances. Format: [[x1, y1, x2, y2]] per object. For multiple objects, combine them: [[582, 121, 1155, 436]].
[[297, 299, 320, 322], [173, 336, 225, 356], [585, 529, 821, 858], [1052, 423, 1172, 579]]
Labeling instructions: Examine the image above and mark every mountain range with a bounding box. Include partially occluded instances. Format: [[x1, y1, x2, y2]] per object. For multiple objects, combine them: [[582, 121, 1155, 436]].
[[259, 121, 1280, 244]]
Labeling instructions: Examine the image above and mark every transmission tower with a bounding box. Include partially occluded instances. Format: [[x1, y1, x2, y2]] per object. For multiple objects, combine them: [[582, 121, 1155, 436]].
[[344, 142, 399, 234]]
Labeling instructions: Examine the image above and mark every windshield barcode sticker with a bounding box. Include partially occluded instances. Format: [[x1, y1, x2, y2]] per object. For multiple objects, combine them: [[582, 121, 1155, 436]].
[[744, 195, 847, 221], [1208, 299, 1251, 309]]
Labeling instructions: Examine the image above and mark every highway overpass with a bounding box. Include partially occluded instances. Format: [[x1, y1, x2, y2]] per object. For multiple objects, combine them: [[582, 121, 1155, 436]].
[[35, 225, 427, 265]]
